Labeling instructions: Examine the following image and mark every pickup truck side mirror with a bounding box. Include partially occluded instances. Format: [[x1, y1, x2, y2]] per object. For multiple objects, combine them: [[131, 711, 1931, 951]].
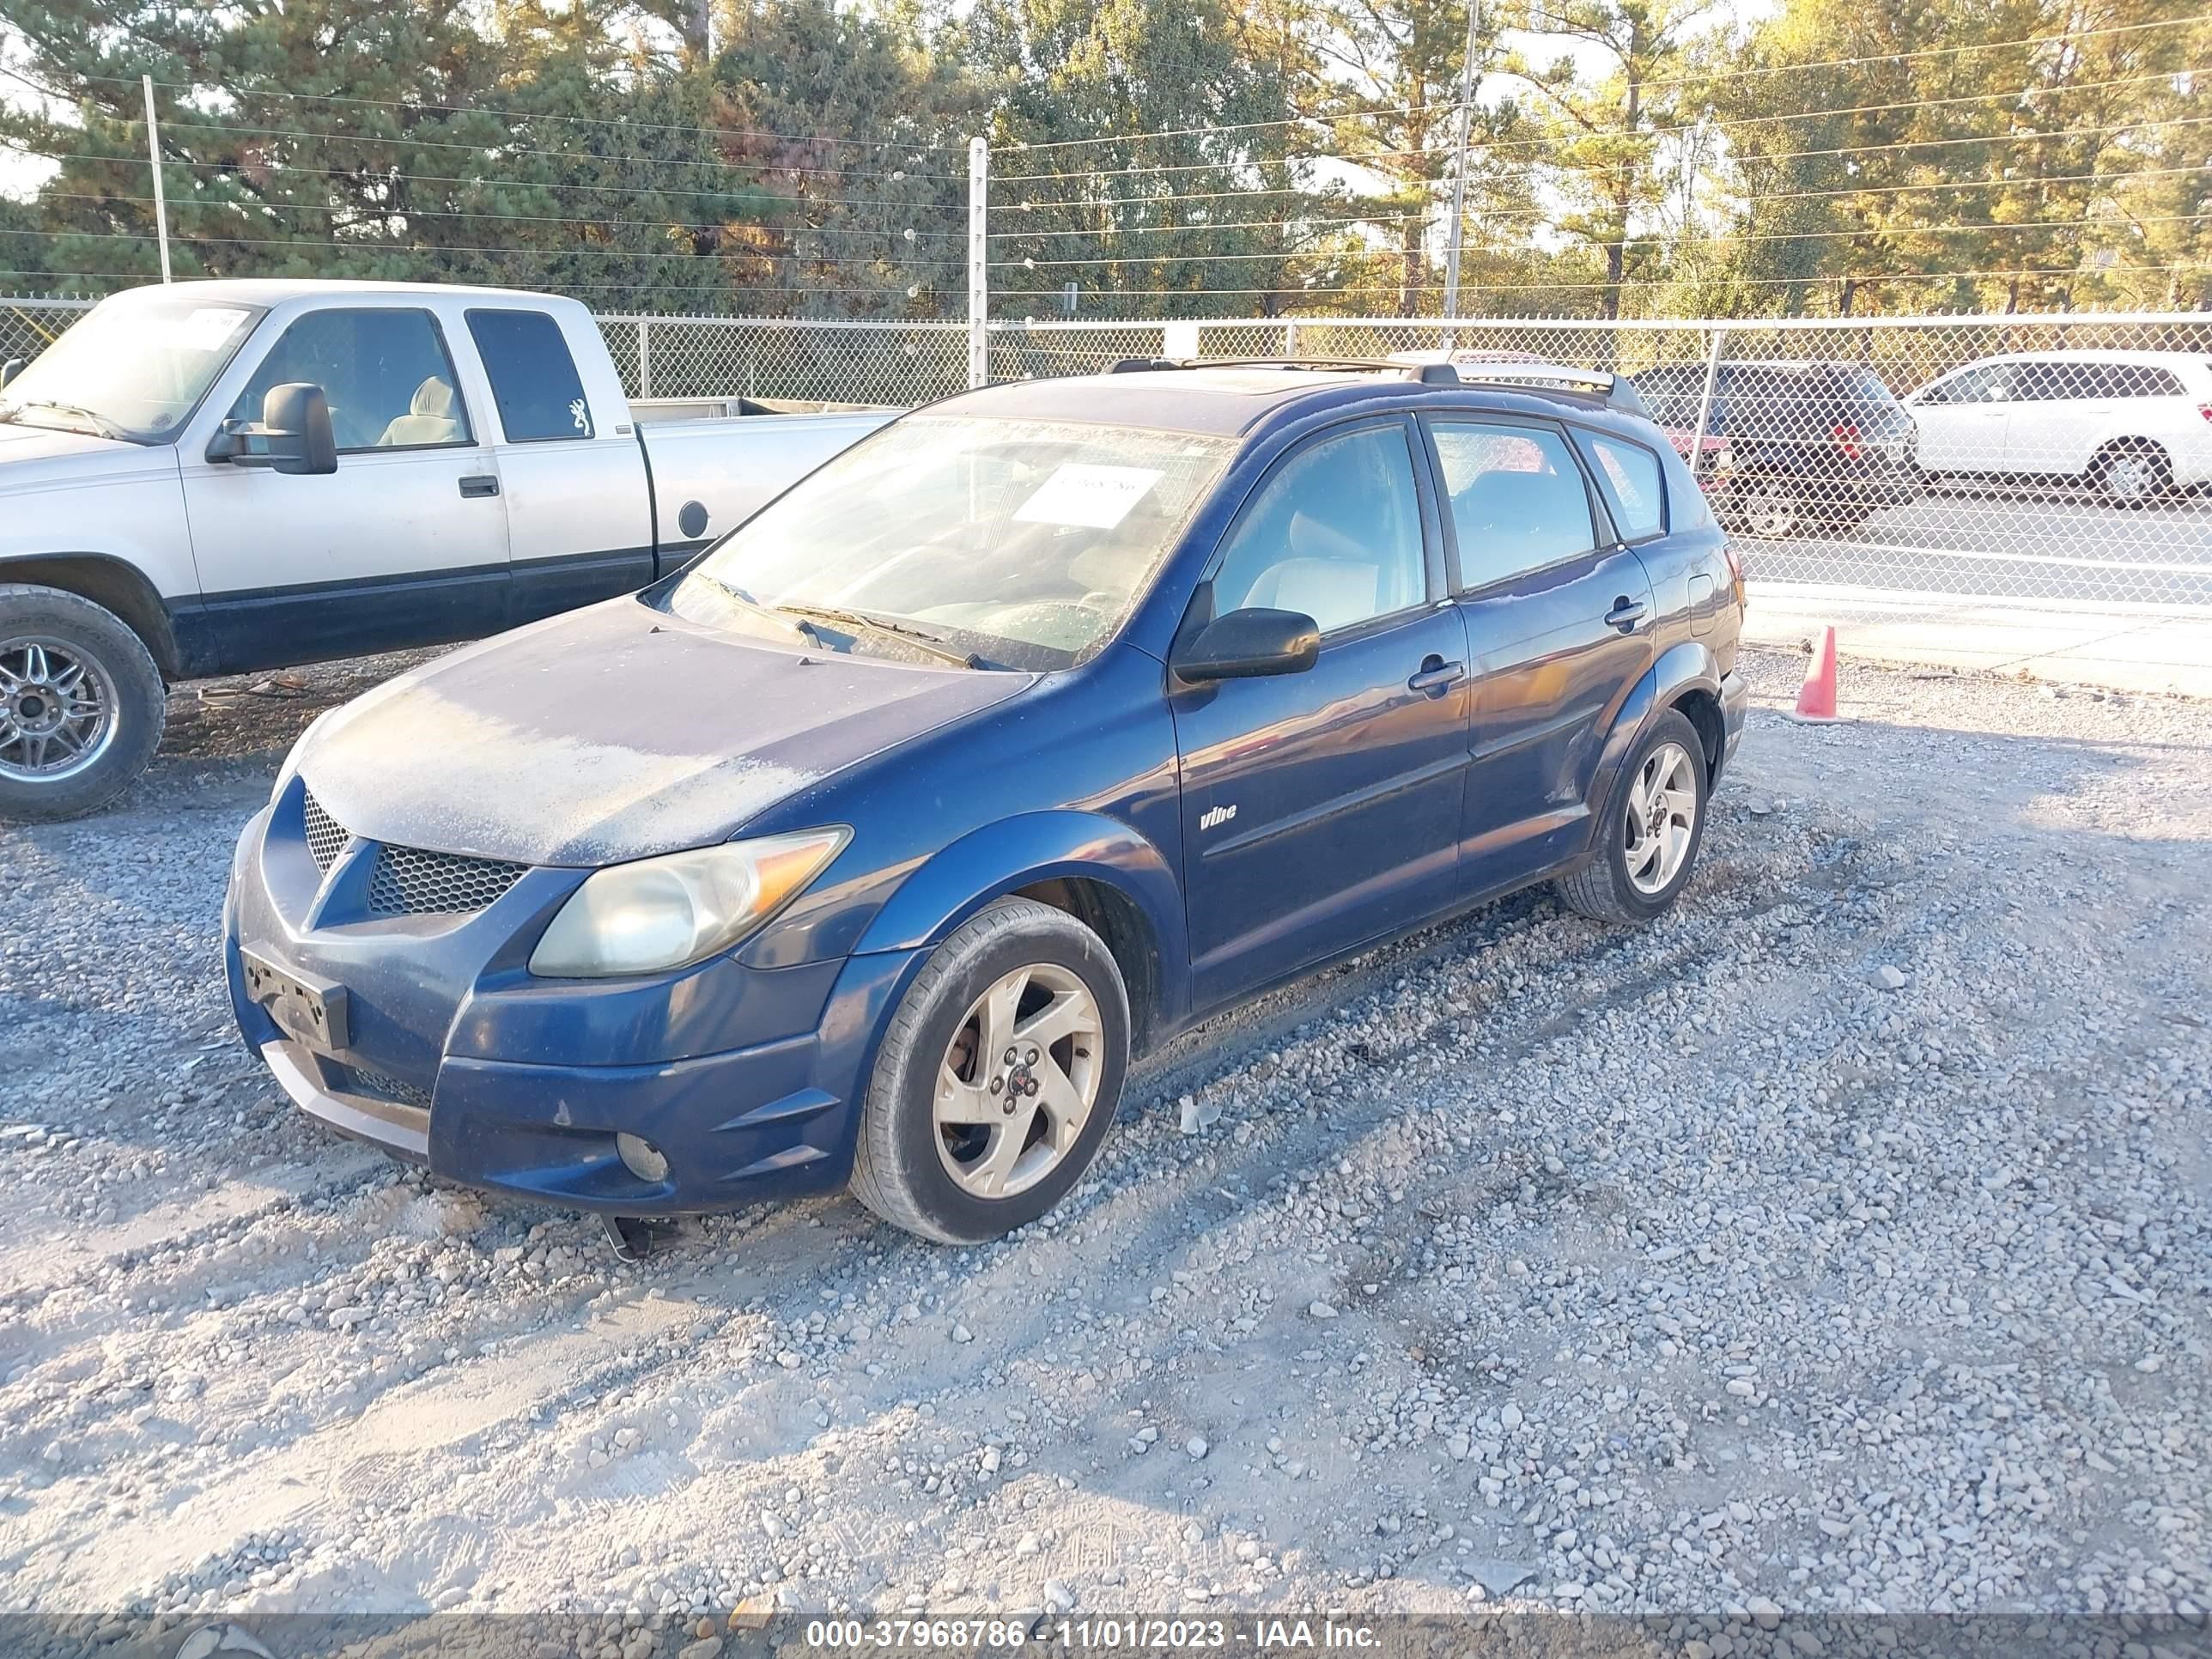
[[0, 358, 22, 391], [209, 382, 338, 476], [1175, 606, 1321, 683]]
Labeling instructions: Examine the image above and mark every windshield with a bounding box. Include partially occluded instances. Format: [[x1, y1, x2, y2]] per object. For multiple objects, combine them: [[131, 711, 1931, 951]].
[[663, 415, 1237, 671], [0, 295, 264, 444]]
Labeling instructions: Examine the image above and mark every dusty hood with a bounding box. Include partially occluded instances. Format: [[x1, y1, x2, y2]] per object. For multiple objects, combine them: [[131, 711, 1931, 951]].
[[299, 598, 1031, 866], [0, 422, 167, 493]]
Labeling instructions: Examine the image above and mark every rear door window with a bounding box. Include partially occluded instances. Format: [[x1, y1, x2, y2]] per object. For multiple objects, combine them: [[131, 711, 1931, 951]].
[[1580, 434, 1667, 541], [465, 309, 594, 442], [1430, 421, 1597, 589]]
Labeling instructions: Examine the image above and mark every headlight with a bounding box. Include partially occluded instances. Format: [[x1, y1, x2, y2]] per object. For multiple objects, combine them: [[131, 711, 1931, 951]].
[[527, 828, 848, 978]]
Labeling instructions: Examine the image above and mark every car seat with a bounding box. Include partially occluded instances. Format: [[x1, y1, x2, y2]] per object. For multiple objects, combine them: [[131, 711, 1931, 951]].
[[377, 377, 462, 447]]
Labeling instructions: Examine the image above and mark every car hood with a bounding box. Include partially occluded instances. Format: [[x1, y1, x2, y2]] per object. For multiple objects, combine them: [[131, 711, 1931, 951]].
[[297, 598, 1034, 866], [0, 422, 163, 491]]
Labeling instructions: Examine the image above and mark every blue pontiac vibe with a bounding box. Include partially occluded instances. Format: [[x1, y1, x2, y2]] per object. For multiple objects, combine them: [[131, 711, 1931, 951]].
[[225, 360, 1747, 1246]]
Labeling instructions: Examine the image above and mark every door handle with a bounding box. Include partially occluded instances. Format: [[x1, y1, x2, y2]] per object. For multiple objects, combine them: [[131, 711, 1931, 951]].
[[1604, 597, 1648, 633], [1407, 656, 1465, 695], [459, 475, 500, 499]]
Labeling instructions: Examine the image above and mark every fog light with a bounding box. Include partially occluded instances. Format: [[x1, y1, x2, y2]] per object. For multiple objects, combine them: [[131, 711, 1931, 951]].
[[615, 1133, 669, 1183]]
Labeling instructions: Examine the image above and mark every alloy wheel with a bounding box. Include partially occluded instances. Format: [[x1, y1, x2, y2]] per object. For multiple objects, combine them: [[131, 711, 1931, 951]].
[[1741, 483, 1801, 539], [933, 963, 1103, 1200], [0, 636, 116, 784], [2101, 452, 2158, 504], [1624, 741, 1698, 896]]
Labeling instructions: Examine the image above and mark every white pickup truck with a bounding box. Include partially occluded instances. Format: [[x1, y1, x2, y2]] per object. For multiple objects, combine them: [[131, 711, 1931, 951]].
[[0, 279, 894, 819]]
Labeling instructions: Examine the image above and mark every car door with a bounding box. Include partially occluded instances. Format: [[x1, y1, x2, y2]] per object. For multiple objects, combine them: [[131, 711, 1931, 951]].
[[1171, 416, 1471, 1012], [2003, 361, 2106, 477], [179, 305, 511, 672], [463, 307, 658, 623], [1428, 414, 1658, 894], [1909, 363, 2014, 474]]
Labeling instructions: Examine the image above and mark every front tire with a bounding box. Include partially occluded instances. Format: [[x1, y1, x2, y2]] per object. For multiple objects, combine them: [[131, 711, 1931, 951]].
[[1555, 708, 1710, 926], [0, 584, 167, 823], [850, 897, 1130, 1243]]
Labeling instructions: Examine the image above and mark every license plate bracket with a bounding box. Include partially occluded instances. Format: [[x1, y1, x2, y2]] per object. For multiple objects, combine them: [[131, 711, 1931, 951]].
[[242, 946, 350, 1053]]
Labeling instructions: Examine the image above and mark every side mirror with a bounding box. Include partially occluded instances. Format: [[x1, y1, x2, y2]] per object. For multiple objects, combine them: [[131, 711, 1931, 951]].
[[1175, 606, 1321, 683], [0, 358, 23, 391], [210, 382, 337, 475]]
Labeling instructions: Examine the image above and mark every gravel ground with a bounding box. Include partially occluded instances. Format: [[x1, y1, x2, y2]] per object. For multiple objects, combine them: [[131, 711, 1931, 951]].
[[0, 646, 2206, 1639]]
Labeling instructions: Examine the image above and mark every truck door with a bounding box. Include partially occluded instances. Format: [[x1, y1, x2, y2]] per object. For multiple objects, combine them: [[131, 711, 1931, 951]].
[[462, 307, 656, 623], [179, 304, 513, 672]]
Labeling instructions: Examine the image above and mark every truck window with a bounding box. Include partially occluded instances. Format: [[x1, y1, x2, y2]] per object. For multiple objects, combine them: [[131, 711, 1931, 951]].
[[466, 310, 595, 442], [227, 308, 471, 453]]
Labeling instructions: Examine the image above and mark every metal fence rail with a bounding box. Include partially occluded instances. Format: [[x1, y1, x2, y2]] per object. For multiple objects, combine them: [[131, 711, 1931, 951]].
[[9, 295, 2209, 641]]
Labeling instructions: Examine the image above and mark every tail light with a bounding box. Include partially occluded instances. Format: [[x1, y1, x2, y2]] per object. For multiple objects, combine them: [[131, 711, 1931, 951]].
[[1832, 422, 1863, 459], [1721, 538, 1746, 605], [2198, 403, 2212, 423]]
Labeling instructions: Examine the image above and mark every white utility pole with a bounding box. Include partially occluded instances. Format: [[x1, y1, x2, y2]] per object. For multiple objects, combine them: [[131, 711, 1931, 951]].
[[142, 75, 172, 283], [967, 137, 989, 390], [1439, 0, 1482, 343]]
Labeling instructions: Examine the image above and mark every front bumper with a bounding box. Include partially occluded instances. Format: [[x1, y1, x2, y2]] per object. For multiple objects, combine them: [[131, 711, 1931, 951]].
[[226, 787, 920, 1214]]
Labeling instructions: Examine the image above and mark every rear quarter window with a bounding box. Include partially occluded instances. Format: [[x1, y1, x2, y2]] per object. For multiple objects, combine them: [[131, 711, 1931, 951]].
[[465, 309, 595, 442], [1581, 434, 1667, 540]]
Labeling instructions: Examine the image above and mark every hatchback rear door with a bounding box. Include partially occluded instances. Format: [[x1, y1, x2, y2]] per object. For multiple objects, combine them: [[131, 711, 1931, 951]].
[[1427, 413, 1658, 896]]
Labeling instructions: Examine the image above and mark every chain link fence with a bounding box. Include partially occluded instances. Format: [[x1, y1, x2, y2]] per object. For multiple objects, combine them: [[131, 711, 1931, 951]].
[[0, 296, 93, 372], [10, 295, 2209, 653]]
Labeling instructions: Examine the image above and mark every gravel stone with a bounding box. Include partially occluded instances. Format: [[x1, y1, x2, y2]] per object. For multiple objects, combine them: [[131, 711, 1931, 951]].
[[0, 647, 2205, 1622]]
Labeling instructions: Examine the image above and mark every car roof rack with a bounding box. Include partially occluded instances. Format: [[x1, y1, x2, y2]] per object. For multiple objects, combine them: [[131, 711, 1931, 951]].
[[1105, 353, 1649, 409], [1108, 356, 1466, 386], [1387, 351, 1650, 414]]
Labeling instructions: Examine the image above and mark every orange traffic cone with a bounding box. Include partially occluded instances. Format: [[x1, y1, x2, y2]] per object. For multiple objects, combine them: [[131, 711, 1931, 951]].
[[1790, 626, 1843, 722]]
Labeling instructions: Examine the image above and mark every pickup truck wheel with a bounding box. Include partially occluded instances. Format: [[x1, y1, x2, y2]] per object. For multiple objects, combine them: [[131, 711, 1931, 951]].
[[0, 584, 166, 823], [1554, 708, 1709, 926], [850, 897, 1129, 1244]]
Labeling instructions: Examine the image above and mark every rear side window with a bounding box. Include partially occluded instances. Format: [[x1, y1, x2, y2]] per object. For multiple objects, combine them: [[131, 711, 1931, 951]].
[[1582, 434, 1666, 540], [466, 309, 594, 442], [1431, 422, 1595, 588], [2115, 364, 2184, 398]]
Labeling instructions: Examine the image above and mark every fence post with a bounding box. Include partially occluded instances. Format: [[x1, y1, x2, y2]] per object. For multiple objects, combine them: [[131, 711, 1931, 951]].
[[1438, 0, 1482, 347], [142, 76, 172, 283], [1690, 324, 1727, 461], [636, 319, 652, 400], [967, 137, 989, 390], [1283, 318, 1298, 359]]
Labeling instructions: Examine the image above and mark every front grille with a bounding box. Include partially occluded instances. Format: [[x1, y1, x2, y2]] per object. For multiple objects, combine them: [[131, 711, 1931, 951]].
[[337, 1065, 432, 1110], [302, 791, 349, 873], [367, 843, 529, 917]]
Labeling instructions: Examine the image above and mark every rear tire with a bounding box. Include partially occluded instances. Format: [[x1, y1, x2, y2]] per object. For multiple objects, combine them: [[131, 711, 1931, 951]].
[[0, 584, 166, 823], [2094, 441, 2171, 507], [1555, 708, 1710, 926], [850, 897, 1130, 1244]]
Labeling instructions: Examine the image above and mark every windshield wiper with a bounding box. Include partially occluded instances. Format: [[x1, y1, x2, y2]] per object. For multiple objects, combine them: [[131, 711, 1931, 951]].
[[4, 400, 134, 441], [696, 576, 812, 641], [774, 603, 987, 670]]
